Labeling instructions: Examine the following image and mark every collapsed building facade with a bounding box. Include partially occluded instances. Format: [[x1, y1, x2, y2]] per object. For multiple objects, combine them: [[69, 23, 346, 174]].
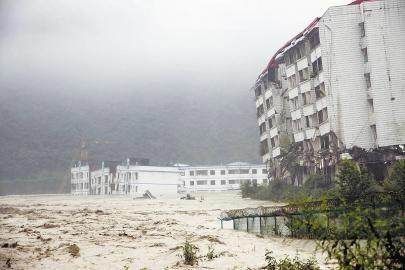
[[253, 0, 405, 184]]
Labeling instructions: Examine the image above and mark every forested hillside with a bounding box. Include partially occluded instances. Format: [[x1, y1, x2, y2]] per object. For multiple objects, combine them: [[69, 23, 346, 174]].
[[0, 82, 260, 194]]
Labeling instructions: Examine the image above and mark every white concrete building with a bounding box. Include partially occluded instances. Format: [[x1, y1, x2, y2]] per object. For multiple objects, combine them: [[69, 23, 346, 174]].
[[115, 164, 180, 198], [253, 0, 405, 184], [90, 162, 114, 195], [70, 161, 268, 196], [70, 163, 90, 195], [178, 162, 268, 193]]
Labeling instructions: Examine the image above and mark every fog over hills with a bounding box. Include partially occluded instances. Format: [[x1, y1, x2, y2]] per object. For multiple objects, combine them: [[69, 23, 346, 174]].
[[0, 78, 259, 188], [0, 0, 348, 193]]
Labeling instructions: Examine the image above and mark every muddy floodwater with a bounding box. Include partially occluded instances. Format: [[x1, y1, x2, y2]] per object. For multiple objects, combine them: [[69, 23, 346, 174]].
[[0, 192, 333, 269]]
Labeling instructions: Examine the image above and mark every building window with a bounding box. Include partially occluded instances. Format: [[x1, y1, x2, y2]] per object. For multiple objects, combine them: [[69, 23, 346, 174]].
[[371, 125, 377, 142], [364, 73, 371, 89], [367, 99, 374, 113], [221, 180, 226, 185], [299, 68, 309, 82], [260, 139, 269, 155], [268, 115, 276, 129], [312, 57, 323, 76], [228, 180, 237, 184], [293, 119, 303, 131], [257, 104, 264, 118], [291, 97, 299, 110], [315, 83, 326, 99], [210, 180, 215, 185], [210, 170, 215, 175], [220, 170, 225, 175], [255, 85, 262, 98], [252, 169, 257, 174], [262, 169, 267, 174], [259, 122, 267, 135], [190, 171, 194, 176], [190, 181, 194, 186], [305, 116, 311, 128], [240, 169, 250, 174], [228, 169, 249, 174], [301, 91, 314, 106], [266, 96, 274, 109], [288, 74, 297, 88], [318, 108, 328, 124], [132, 172, 138, 180], [309, 29, 320, 49], [196, 170, 208, 176], [197, 180, 207, 185], [320, 135, 330, 150], [270, 135, 279, 148], [359, 22, 365, 37], [362, 48, 368, 63]]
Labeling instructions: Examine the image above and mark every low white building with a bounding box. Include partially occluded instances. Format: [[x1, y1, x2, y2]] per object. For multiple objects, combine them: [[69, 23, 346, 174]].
[[90, 162, 114, 195], [70, 161, 269, 196], [70, 163, 90, 195], [115, 163, 180, 198], [178, 162, 268, 193]]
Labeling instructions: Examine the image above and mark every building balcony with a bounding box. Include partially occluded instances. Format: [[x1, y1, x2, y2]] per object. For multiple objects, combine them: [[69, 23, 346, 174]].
[[294, 131, 305, 142], [288, 86, 299, 99], [286, 64, 296, 78], [264, 89, 273, 99], [262, 153, 271, 163], [316, 96, 328, 111], [272, 147, 281, 158], [266, 107, 276, 118], [291, 108, 302, 121], [255, 97, 263, 108], [269, 127, 278, 138], [302, 104, 316, 116], [257, 114, 266, 125], [313, 71, 325, 87], [299, 80, 311, 93], [310, 46, 322, 63], [297, 57, 308, 71], [305, 128, 316, 140], [260, 131, 269, 142], [319, 121, 331, 136]]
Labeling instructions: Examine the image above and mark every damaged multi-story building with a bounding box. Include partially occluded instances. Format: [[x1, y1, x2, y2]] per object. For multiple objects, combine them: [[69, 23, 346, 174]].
[[253, 0, 405, 184]]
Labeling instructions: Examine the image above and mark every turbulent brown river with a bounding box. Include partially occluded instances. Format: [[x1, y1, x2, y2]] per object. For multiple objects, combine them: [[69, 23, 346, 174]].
[[0, 192, 333, 269]]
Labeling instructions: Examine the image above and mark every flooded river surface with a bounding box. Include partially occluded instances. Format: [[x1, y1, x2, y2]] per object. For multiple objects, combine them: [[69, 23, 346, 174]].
[[0, 192, 333, 269]]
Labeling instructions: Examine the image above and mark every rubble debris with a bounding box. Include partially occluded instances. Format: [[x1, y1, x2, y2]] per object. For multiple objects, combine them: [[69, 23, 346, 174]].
[[1, 242, 17, 248], [41, 223, 60, 229], [67, 244, 80, 257]]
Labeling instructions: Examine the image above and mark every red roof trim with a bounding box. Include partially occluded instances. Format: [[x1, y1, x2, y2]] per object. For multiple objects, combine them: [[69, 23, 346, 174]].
[[257, 0, 378, 81], [258, 17, 320, 79], [349, 0, 375, 5]]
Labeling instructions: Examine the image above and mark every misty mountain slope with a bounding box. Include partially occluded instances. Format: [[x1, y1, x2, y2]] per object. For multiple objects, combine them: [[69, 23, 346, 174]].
[[0, 83, 261, 185]]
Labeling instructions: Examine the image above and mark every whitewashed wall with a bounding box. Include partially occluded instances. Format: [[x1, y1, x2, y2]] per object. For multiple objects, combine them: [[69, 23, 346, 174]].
[[320, 4, 374, 149], [364, 0, 405, 147]]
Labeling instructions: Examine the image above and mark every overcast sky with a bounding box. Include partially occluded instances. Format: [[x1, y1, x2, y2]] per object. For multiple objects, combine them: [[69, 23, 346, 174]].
[[0, 0, 350, 95]]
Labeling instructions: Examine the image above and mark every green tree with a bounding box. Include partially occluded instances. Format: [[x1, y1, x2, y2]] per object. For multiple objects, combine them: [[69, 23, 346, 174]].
[[335, 160, 375, 204], [384, 160, 405, 204]]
